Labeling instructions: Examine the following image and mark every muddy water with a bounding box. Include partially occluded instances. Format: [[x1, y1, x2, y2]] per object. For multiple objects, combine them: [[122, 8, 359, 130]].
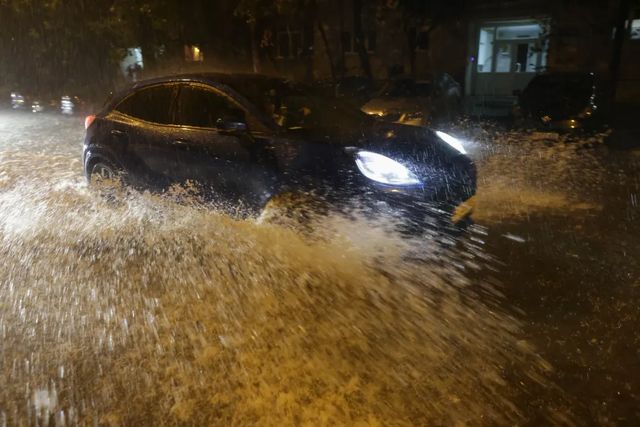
[[0, 111, 631, 425]]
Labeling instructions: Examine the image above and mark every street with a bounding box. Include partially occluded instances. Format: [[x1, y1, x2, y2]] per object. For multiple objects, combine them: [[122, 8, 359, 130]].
[[0, 110, 639, 424]]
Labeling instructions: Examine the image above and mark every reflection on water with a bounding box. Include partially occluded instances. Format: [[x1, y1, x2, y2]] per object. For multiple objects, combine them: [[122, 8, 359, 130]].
[[1, 112, 620, 425]]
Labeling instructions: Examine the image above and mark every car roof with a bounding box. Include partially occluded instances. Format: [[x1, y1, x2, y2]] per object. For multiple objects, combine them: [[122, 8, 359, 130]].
[[131, 72, 286, 90], [104, 72, 289, 111]]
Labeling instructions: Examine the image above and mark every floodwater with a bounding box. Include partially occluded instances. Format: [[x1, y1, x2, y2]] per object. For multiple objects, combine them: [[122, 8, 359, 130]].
[[0, 110, 638, 425]]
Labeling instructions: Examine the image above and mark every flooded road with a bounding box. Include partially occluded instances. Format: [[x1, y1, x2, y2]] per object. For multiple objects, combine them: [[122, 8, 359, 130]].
[[0, 110, 639, 425]]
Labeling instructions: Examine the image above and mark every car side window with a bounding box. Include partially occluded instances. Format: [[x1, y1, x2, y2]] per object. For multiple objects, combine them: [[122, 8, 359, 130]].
[[176, 84, 244, 129], [115, 84, 176, 125]]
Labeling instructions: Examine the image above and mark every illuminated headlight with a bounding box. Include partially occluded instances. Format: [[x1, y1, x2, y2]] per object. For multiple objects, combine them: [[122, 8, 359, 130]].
[[435, 131, 466, 154], [355, 151, 420, 186]]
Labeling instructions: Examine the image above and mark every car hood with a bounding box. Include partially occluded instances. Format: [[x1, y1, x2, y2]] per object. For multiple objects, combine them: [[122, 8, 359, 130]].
[[278, 123, 474, 199], [283, 122, 428, 146], [361, 97, 431, 115], [281, 122, 464, 163]]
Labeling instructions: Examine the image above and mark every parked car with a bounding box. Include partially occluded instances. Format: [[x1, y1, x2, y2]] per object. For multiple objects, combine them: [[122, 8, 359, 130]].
[[361, 74, 462, 127], [60, 95, 86, 115], [513, 72, 609, 132], [83, 73, 476, 230], [9, 91, 86, 114], [10, 92, 49, 113], [10, 92, 26, 110], [334, 76, 376, 104]]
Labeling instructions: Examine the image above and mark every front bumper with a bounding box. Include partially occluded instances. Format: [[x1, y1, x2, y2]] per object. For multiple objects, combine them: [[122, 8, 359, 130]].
[[361, 183, 476, 229]]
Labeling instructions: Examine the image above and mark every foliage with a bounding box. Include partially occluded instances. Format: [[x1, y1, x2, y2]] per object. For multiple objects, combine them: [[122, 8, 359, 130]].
[[0, 0, 129, 97]]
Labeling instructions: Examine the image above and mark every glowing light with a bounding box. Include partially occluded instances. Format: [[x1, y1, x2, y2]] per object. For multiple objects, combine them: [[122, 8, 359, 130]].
[[362, 109, 385, 117], [85, 115, 96, 130], [185, 44, 204, 62], [355, 151, 420, 186], [435, 131, 467, 155]]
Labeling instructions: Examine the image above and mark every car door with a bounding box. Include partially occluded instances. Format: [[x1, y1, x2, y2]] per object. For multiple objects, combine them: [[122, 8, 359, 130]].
[[108, 83, 183, 187], [172, 82, 278, 211]]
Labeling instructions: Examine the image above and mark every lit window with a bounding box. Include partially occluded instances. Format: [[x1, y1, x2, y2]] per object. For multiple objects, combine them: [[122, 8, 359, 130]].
[[495, 43, 512, 72], [184, 45, 204, 62], [477, 27, 495, 73], [631, 19, 640, 40], [121, 47, 144, 79], [476, 22, 547, 73]]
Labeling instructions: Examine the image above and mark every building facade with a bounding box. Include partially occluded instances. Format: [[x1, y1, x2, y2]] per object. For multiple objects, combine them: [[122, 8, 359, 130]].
[[137, 0, 640, 116]]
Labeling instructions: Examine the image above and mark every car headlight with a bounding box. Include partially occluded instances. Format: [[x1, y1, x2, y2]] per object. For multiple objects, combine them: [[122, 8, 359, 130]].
[[355, 151, 420, 186], [435, 131, 466, 154]]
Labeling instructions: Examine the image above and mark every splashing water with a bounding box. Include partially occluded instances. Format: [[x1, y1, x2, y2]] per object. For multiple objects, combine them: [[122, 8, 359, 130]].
[[0, 112, 573, 425]]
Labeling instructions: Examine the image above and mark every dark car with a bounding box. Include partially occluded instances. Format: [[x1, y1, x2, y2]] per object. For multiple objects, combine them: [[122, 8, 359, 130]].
[[514, 72, 609, 132], [334, 76, 376, 104], [361, 75, 462, 127], [83, 73, 476, 230]]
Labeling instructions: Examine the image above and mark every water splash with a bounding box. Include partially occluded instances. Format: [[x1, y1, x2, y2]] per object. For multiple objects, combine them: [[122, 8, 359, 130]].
[[0, 112, 559, 425]]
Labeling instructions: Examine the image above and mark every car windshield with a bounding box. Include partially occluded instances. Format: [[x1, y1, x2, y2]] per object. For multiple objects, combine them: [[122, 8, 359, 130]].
[[229, 79, 372, 130]]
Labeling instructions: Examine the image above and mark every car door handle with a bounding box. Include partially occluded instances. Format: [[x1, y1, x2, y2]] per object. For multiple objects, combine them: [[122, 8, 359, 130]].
[[111, 129, 125, 136], [171, 139, 189, 146]]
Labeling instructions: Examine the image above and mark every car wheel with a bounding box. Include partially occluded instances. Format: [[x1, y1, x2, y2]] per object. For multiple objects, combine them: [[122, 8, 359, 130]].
[[88, 159, 126, 198]]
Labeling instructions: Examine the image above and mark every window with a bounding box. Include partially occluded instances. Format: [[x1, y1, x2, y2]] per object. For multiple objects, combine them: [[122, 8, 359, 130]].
[[477, 22, 547, 73], [367, 31, 377, 52], [121, 47, 143, 79], [477, 27, 495, 72], [631, 19, 640, 40], [495, 43, 511, 72], [116, 85, 176, 125], [277, 31, 302, 58], [341, 31, 354, 53], [416, 31, 429, 51], [175, 85, 243, 129], [496, 24, 541, 40], [341, 31, 376, 53], [277, 32, 290, 58], [291, 32, 302, 57]]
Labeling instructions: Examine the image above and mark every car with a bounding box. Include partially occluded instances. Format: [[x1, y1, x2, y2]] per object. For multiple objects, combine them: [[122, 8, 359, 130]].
[[513, 72, 609, 133], [334, 76, 377, 104], [83, 73, 476, 230], [9, 91, 86, 115], [10, 92, 26, 110], [361, 74, 462, 127]]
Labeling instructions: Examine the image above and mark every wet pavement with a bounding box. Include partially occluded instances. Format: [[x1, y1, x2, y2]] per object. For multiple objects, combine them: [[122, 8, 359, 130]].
[[0, 110, 639, 425]]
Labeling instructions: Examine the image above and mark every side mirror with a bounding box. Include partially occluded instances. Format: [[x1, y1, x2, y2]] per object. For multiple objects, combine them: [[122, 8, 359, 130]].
[[216, 118, 247, 132], [216, 108, 247, 132]]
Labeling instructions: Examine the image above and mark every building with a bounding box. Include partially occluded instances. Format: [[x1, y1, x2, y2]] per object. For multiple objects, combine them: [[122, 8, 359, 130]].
[[138, 0, 639, 117], [266, 0, 640, 116]]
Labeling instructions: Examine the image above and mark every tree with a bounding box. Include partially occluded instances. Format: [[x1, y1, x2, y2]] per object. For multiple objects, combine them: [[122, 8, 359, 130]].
[[353, 0, 373, 80], [234, 0, 295, 73], [0, 0, 130, 98], [396, 0, 465, 76]]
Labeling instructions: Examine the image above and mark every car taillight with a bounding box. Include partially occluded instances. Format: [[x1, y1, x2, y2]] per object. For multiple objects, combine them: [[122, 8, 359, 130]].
[[84, 115, 96, 130]]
